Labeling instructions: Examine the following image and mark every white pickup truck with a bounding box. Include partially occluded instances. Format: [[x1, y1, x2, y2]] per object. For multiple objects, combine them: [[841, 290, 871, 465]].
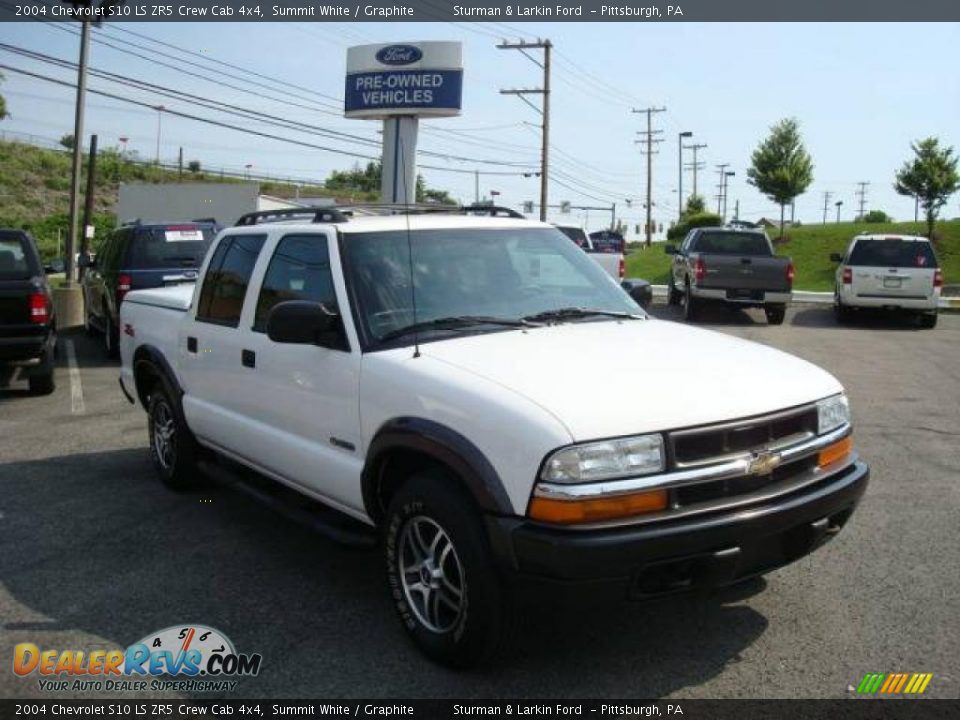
[[120, 207, 869, 668]]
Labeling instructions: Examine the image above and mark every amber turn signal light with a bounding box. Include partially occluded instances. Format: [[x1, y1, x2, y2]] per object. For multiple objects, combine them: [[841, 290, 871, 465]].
[[818, 435, 853, 468], [528, 489, 668, 524]]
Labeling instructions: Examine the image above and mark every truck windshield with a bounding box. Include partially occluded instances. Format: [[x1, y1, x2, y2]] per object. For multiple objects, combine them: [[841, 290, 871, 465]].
[[342, 227, 643, 345], [847, 239, 937, 268], [0, 236, 36, 280], [695, 232, 772, 256]]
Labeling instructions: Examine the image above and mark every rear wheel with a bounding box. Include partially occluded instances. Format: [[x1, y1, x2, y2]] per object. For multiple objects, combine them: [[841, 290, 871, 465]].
[[919, 311, 938, 329], [834, 293, 853, 324], [384, 471, 514, 668], [147, 384, 199, 490], [667, 276, 682, 306], [104, 312, 119, 359], [682, 280, 698, 322], [765, 304, 786, 325], [28, 371, 55, 395]]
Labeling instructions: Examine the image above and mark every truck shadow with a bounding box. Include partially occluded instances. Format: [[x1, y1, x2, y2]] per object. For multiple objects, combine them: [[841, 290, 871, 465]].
[[647, 302, 769, 327], [790, 307, 932, 331], [1, 449, 768, 698]]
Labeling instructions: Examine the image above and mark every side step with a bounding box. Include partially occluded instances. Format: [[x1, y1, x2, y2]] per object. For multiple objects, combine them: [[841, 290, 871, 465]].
[[198, 459, 377, 548]]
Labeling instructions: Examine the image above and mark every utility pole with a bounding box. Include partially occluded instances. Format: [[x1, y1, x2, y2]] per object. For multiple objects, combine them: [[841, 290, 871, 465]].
[[722, 171, 735, 223], [855, 181, 870, 220], [734, 199, 740, 222], [178, 147, 184, 181], [714, 163, 730, 215], [65, 20, 91, 286], [474, 170, 479, 204], [80, 134, 97, 273], [684, 142, 707, 200], [822, 191, 833, 224], [835, 200, 843, 224], [499, 39, 551, 222], [914, 195, 919, 222], [154, 105, 164, 164], [633, 106, 666, 246], [677, 131, 692, 220]]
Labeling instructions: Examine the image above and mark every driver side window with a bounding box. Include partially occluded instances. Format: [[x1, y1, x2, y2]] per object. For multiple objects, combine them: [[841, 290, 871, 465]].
[[253, 234, 337, 334]]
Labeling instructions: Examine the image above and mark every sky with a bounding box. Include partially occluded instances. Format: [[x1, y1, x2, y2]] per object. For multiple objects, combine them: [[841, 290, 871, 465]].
[[1, 20, 958, 237]]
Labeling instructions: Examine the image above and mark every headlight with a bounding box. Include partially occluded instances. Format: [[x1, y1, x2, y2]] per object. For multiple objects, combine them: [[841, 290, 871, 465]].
[[541, 434, 664, 484], [817, 394, 850, 435]]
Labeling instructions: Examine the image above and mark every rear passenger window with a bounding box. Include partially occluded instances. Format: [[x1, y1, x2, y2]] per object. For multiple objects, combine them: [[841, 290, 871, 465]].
[[253, 234, 336, 333], [196, 234, 266, 327]]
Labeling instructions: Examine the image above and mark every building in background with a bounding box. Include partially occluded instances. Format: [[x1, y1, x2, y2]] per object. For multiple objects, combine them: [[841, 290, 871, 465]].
[[117, 183, 305, 227]]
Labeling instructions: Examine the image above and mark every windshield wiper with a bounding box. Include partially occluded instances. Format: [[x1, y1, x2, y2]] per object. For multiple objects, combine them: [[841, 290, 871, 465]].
[[521, 307, 644, 324], [379, 315, 535, 342]]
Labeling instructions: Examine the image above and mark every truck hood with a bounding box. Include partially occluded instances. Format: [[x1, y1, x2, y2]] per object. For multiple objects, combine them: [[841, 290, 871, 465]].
[[418, 318, 843, 441]]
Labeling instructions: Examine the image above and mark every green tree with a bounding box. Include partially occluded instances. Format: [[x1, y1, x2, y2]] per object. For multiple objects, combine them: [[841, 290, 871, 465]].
[[325, 161, 381, 193], [860, 209, 891, 223], [683, 194, 706, 217], [0, 72, 7, 120], [187, 160, 202, 174], [59, 134, 75, 150], [746, 118, 814, 240], [894, 137, 960, 238]]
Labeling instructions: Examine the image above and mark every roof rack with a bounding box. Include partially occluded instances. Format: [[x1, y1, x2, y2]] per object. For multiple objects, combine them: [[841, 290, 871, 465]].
[[234, 207, 350, 226]]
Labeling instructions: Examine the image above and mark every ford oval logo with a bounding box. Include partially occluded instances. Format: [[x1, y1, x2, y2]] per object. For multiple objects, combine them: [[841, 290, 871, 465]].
[[376, 45, 422, 66]]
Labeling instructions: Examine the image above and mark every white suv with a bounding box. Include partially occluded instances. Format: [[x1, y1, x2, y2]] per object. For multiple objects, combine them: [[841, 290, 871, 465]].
[[833, 234, 942, 328]]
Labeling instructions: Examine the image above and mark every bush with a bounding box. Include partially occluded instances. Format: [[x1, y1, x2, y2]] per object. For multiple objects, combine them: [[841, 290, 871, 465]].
[[667, 211, 723, 240], [861, 209, 892, 223]]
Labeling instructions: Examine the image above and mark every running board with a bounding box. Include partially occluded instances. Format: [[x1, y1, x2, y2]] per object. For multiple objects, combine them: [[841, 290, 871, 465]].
[[198, 459, 377, 548]]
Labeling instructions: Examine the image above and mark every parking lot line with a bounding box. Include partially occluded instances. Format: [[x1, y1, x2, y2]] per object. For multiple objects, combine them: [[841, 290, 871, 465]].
[[65, 339, 85, 415]]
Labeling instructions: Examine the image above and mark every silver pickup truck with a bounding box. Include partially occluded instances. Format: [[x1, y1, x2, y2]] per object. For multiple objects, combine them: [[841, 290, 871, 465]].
[[666, 227, 794, 324]]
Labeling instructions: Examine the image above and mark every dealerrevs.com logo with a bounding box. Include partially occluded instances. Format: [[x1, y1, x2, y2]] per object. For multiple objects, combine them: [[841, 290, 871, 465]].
[[13, 624, 262, 693]]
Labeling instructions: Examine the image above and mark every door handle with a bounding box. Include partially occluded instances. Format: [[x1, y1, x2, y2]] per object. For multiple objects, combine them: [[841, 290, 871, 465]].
[[187, 337, 197, 353], [241, 349, 256, 369]]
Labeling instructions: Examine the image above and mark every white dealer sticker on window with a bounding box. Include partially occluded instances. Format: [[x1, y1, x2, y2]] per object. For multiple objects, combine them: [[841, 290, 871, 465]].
[[165, 229, 204, 242]]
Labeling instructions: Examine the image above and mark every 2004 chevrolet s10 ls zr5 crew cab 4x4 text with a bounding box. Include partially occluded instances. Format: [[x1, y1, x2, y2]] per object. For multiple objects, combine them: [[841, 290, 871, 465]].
[[119, 207, 869, 667]]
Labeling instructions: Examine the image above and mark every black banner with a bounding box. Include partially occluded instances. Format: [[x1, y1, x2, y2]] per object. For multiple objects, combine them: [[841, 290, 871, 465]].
[[2, 700, 959, 720], [1, 0, 959, 22]]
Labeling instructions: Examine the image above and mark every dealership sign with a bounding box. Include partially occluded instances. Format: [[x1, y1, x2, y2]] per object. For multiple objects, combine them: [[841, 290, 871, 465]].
[[345, 42, 463, 118]]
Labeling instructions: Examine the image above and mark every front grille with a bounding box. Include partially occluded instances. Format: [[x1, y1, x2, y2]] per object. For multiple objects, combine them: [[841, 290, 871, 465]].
[[670, 405, 818, 467], [673, 455, 818, 508]]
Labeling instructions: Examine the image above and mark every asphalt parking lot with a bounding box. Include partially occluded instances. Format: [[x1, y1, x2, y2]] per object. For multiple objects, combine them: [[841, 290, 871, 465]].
[[1, 302, 958, 700]]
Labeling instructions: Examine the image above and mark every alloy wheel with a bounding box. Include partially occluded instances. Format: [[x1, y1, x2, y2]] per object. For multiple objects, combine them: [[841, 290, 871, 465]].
[[398, 516, 465, 633]]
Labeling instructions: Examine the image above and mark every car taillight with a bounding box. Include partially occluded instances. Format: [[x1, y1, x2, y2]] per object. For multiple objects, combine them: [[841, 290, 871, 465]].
[[694, 258, 706, 283], [786, 262, 795, 286], [117, 274, 132, 304], [842, 268, 852, 285], [28, 292, 49, 324], [618, 257, 625, 279], [933, 269, 943, 288]]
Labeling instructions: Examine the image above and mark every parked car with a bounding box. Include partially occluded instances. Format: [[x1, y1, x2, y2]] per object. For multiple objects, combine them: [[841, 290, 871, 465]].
[[80, 221, 217, 357], [554, 225, 624, 280], [0, 229, 57, 394], [120, 208, 868, 667], [832, 234, 942, 328], [666, 227, 794, 324]]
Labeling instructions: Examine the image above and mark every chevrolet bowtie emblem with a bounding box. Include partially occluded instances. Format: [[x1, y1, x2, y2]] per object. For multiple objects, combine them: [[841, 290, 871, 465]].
[[748, 450, 782, 476]]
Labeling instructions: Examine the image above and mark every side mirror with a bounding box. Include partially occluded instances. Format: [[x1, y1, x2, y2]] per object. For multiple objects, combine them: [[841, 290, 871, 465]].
[[664, 244, 677, 255], [829, 253, 843, 263], [266, 300, 342, 347]]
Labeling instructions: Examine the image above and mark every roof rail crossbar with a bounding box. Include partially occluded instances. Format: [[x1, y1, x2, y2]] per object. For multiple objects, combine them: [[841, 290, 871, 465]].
[[234, 207, 349, 226], [459, 204, 526, 219]]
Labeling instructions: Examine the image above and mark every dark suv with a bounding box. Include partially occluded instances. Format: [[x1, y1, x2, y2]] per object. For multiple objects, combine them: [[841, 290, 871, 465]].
[[0, 229, 57, 394], [80, 222, 217, 356]]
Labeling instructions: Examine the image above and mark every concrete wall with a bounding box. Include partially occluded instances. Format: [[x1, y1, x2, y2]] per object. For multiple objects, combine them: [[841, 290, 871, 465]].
[[117, 184, 300, 226]]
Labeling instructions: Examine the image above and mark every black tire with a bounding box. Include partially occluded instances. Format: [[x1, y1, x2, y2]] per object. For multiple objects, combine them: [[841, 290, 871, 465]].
[[147, 383, 199, 490], [104, 312, 120, 359], [834, 293, 852, 324], [667, 276, 682, 306], [28, 371, 55, 395], [682, 280, 698, 322], [384, 471, 514, 668], [765, 305, 786, 325], [919, 311, 938, 329]]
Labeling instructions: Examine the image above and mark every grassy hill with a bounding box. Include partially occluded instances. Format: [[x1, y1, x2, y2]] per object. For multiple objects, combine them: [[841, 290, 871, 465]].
[[0, 140, 361, 260], [625, 220, 960, 291]]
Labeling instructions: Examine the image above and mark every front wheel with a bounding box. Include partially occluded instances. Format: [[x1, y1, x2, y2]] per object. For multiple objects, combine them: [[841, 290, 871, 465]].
[[667, 276, 682, 306], [104, 312, 120, 359], [147, 385, 199, 490], [28, 371, 55, 395], [765, 305, 786, 325], [384, 471, 513, 668], [682, 281, 699, 322]]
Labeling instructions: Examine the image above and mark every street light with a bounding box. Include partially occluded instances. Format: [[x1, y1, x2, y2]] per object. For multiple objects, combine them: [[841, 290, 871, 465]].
[[835, 200, 844, 224], [154, 105, 165, 164], [678, 131, 693, 220], [722, 171, 735, 222], [245, 163, 253, 179]]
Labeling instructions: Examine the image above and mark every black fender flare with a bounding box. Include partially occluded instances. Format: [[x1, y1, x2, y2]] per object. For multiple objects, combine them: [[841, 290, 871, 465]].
[[362, 417, 513, 523], [131, 344, 183, 410]]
